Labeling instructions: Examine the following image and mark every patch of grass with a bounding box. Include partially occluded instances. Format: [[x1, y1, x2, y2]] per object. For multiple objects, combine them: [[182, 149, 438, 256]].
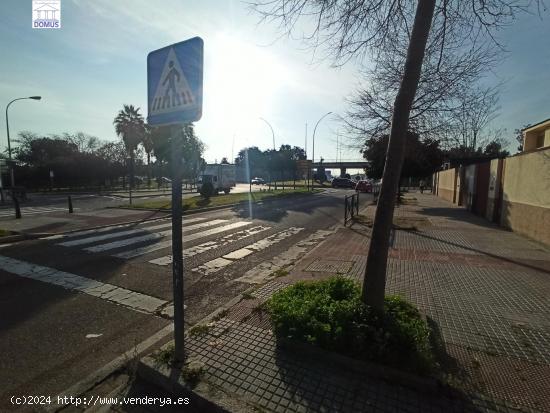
[[212, 309, 229, 321], [0, 229, 13, 237], [152, 344, 175, 367], [181, 362, 204, 386], [267, 276, 434, 374], [130, 188, 320, 211], [241, 291, 255, 300], [188, 324, 212, 337]]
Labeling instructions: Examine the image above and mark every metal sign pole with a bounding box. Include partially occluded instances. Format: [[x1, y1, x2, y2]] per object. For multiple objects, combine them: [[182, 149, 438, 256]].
[[170, 125, 185, 362], [147, 37, 203, 363]]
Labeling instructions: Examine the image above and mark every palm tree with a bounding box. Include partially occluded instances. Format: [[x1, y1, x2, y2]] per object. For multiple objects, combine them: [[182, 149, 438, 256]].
[[113, 105, 145, 190]]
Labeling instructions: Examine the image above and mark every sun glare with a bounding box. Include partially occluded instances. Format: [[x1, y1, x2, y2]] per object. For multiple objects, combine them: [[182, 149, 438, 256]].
[[206, 33, 290, 145]]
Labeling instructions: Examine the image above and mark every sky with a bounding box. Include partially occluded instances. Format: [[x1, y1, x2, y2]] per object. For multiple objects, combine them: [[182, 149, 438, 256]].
[[1, 0, 549, 167]]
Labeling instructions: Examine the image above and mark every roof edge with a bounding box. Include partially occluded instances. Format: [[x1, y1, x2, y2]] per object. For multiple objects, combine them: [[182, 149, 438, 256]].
[[523, 118, 550, 132]]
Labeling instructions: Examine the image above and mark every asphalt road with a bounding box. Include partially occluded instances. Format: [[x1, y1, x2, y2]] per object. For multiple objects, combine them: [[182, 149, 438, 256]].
[[0, 183, 275, 220], [0, 188, 371, 410]]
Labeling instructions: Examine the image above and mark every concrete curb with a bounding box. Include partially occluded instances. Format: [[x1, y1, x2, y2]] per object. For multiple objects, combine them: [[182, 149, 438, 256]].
[[137, 356, 255, 413], [0, 233, 28, 244]]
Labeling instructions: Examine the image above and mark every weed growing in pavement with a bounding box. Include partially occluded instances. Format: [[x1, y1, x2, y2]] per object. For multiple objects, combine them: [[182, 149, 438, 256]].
[[189, 324, 212, 337], [241, 291, 255, 300], [181, 363, 204, 387], [212, 309, 229, 321], [152, 344, 175, 367], [271, 268, 289, 278], [267, 276, 434, 375]]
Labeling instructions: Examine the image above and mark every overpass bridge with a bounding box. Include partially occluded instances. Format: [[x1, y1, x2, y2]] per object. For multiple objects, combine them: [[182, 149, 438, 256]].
[[312, 159, 370, 175]]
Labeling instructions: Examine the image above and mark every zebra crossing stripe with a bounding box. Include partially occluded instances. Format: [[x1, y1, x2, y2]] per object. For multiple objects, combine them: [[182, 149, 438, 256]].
[[57, 221, 174, 247], [51, 216, 204, 241], [82, 219, 228, 253], [191, 227, 304, 276], [58, 218, 223, 248], [117, 221, 258, 260], [0, 255, 167, 314], [236, 229, 333, 284], [147, 225, 270, 266]]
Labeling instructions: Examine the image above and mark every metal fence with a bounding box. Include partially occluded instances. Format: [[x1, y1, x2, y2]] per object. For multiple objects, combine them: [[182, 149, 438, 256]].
[[344, 192, 359, 226]]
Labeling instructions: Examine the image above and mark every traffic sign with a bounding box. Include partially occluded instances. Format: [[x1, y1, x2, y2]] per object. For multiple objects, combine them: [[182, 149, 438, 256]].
[[147, 37, 203, 126], [296, 159, 312, 176]]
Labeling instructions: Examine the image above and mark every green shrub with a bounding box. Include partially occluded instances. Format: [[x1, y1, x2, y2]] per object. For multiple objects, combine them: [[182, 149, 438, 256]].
[[267, 277, 433, 374]]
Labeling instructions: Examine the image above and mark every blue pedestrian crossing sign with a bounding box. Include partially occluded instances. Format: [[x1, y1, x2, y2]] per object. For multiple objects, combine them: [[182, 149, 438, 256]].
[[147, 37, 203, 126]]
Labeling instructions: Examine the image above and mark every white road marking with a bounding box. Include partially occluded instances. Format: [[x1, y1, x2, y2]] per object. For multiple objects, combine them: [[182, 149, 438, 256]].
[[84, 219, 229, 253], [236, 229, 333, 284], [194, 257, 233, 274], [192, 227, 304, 276], [57, 222, 173, 247], [0, 255, 167, 314], [147, 224, 270, 265], [56, 216, 205, 240], [58, 218, 224, 248], [44, 217, 178, 240]]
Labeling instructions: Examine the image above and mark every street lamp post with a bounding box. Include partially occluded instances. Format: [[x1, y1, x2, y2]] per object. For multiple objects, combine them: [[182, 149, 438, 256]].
[[259, 117, 276, 189], [5, 96, 42, 188], [259, 117, 276, 150], [312, 111, 332, 183]]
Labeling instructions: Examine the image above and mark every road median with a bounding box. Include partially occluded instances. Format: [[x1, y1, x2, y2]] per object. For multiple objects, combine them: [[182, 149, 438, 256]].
[[120, 188, 322, 213]]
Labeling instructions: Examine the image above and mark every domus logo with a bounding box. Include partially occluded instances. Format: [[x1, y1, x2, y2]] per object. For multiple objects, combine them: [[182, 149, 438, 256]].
[[32, 0, 61, 29]]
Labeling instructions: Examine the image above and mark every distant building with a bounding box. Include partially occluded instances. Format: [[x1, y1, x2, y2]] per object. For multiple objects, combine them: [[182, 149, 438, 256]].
[[523, 118, 550, 151]]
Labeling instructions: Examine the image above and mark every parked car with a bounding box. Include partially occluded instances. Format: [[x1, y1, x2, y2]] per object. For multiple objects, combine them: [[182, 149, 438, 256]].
[[355, 180, 373, 193], [251, 177, 265, 185], [331, 177, 356, 188]]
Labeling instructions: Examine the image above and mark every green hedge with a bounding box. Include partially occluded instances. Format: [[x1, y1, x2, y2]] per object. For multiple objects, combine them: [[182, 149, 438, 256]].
[[268, 277, 434, 374]]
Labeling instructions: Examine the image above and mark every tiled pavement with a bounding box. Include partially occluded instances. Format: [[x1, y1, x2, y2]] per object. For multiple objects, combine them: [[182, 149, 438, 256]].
[[181, 194, 550, 412]]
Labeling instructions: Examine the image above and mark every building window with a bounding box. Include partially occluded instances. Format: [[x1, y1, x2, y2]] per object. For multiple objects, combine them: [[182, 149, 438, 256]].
[[536, 134, 544, 148]]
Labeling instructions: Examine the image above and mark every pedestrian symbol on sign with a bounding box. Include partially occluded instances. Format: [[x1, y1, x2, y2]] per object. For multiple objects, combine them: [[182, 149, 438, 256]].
[[147, 37, 203, 126], [150, 48, 195, 114]]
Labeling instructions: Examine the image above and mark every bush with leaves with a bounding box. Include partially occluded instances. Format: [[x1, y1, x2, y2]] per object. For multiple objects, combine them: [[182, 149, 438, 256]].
[[268, 277, 433, 374]]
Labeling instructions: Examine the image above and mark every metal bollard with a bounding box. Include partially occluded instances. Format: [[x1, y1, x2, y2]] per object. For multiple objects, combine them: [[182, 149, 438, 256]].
[[68, 195, 73, 213], [14, 196, 21, 219]]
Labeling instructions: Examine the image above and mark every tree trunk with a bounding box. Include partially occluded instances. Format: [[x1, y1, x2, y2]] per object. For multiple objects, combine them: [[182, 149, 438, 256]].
[[129, 153, 135, 190], [147, 152, 151, 188], [362, 0, 436, 312]]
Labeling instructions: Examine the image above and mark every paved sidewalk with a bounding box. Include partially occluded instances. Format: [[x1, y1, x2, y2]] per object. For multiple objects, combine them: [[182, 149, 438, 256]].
[[151, 193, 550, 412]]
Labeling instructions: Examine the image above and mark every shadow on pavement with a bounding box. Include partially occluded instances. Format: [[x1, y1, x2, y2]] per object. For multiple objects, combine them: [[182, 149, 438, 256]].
[[231, 191, 362, 224], [273, 337, 505, 412], [408, 226, 550, 276]]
